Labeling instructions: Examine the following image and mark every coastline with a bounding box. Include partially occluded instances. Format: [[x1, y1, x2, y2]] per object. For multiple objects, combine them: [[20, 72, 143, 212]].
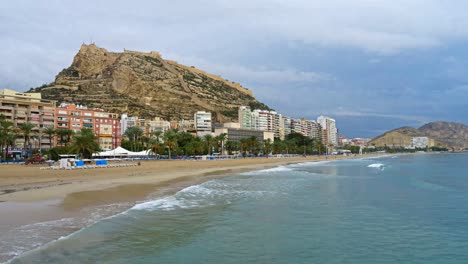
[[0, 155, 382, 204], [0, 154, 385, 263]]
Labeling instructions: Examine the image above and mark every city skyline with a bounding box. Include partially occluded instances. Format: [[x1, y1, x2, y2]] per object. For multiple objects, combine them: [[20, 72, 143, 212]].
[[1, 1, 468, 138]]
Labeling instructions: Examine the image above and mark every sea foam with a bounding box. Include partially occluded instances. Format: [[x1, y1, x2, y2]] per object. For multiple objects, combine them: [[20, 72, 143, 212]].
[[367, 163, 385, 169]]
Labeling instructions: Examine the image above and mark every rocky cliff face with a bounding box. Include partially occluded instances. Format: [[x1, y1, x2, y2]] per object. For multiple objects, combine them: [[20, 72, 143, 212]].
[[418, 122, 467, 150], [29, 44, 270, 121], [369, 121, 467, 150]]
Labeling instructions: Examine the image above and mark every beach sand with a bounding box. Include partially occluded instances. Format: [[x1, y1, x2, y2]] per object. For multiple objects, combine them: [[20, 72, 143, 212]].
[[0, 155, 367, 203]]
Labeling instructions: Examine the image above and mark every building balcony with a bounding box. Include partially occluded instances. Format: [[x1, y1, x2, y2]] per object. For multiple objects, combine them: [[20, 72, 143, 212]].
[[0, 111, 13, 117], [0, 105, 14, 111]]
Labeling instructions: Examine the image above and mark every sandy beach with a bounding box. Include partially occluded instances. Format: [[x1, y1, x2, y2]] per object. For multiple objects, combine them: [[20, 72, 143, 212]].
[[0, 155, 377, 204]]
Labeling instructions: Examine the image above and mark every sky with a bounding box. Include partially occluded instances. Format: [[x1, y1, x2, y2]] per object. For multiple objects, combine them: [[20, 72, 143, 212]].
[[1, 0, 467, 138]]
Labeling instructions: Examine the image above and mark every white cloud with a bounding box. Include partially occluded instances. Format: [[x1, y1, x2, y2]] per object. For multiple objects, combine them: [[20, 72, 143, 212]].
[[164, 53, 334, 85]]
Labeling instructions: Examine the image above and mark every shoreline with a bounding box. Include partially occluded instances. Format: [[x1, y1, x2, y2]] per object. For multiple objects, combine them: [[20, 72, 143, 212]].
[[0, 155, 380, 203], [0, 154, 386, 263]]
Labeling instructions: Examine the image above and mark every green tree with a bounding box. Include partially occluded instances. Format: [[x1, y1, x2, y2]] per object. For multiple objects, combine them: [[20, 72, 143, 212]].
[[19, 122, 35, 157], [185, 139, 204, 155], [0, 116, 17, 160], [225, 140, 240, 155], [263, 138, 273, 156], [248, 136, 259, 155], [163, 130, 178, 159], [149, 143, 162, 157], [56, 128, 74, 146], [215, 133, 227, 154], [71, 128, 100, 159], [44, 126, 56, 149], [203, 134, 215, 155], [124, 127, 143, 151], [151, 131, 163, 144]]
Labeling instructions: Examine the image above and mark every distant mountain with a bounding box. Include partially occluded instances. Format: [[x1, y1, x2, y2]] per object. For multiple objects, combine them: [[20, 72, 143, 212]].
[[418, 122, 468, 150], [27, 43, 271, 121], [369, 121, 467, 150]]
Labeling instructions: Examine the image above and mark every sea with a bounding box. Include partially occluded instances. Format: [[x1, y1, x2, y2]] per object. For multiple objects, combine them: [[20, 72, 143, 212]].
[[5, 153, 468, 264]]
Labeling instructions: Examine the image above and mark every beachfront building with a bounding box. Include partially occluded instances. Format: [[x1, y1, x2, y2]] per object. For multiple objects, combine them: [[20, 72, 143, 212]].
[[317, 115, 338, 146], [250, 109, 282, 138], [0, 89, 56, 151], [281, 116, 292, 139], [194, 111, 212, 137], [305, 119, 322, 140], [121, 115, 171, 136], [56, 103, 121, 150], [214, 123, 275, 144], [283, 117, 322, 140]]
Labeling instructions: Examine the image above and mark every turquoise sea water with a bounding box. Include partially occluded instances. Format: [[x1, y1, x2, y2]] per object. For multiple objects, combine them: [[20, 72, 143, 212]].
[[9, 153, 468, 263]]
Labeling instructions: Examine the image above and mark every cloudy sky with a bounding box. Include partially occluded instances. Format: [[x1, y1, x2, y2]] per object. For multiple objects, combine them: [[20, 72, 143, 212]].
[[1, 0, 467, 137]]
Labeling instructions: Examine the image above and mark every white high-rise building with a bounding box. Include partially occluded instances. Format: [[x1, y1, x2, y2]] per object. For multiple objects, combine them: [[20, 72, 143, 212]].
[[194, 111, 212, 136], [317, 115, 337, 146], [120, 114, 138, 135], [251, 109, 271, 131], [238, 106, 253, 129], [250, 109, 281, 138], [281, 116, 292, 139]]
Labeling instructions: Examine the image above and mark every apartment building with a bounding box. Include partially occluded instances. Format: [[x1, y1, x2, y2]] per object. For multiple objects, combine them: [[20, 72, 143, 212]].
[[194, 111, 212, 137], [56, 103, 121, 150], [317, 115, 338, 146], [238, 106, 253, 129], [0, 89, 56, 150]]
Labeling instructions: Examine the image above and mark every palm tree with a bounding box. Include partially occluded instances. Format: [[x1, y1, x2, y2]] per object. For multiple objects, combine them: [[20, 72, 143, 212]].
[[240, 138, 249, 155], [263, 138, 273, 157], [151, 131, 163, 144], [124, 127, 143, 151], [248, 136, 259, 155], [0, 116, 15, 160], [65, 129, 74, 146], [225, 140, 240, 155], [163, 130, 178, 159], [215, 133, 227, 155], [150, 143, 162, 157], [71, 128, 100, 159], [4, 132, 16, 160], [44, 126, 56, 149], [56, 128, 74, 146], [203, 134, 215, 155], [140, 136, 151, 150], [313, 139, 324, 155], [165, 140, 177, 159], [19, 122, 35, 157]]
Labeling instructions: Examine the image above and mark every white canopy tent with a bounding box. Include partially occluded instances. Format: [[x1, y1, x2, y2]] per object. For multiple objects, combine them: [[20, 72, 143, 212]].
[[93, 147, 152, 157]]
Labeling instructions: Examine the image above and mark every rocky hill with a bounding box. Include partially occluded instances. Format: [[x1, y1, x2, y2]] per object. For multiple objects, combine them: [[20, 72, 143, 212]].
[[418, 122, 467, 150], [27, 43, 270, 121], [369, 121, 467, 150]]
